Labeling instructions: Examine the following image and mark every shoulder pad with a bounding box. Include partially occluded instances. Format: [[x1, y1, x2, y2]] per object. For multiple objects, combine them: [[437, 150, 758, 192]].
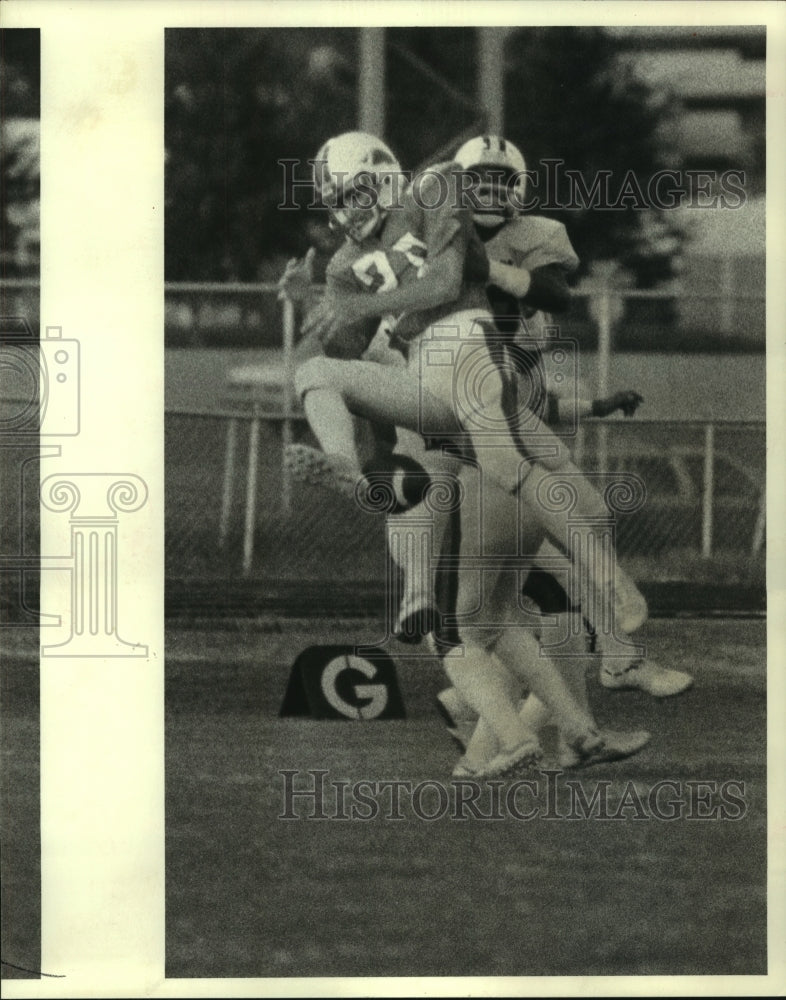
[[497, 216, 579, 272]]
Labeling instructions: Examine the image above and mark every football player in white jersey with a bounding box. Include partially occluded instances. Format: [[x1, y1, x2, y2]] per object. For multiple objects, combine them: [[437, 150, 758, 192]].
[[439, 134, 692, 697], [427, 134, 691, 774]]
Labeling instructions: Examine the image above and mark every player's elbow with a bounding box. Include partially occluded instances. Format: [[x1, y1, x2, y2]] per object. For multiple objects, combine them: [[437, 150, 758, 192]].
[[435, 267, 463, 305], [430, 250, 463, 305], [525, 265, 571, 313], [545, 285, 571, 313]]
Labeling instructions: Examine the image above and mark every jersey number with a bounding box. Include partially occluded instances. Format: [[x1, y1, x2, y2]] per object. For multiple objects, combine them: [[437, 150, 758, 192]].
[[351, 234, 427, 292], [352, 251, 398, 292]]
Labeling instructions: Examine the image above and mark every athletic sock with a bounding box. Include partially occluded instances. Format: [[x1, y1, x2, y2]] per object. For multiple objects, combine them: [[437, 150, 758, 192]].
[[302, 389, 360, 464], [444, 647, 529, 753], [494, 627, 596, 745]]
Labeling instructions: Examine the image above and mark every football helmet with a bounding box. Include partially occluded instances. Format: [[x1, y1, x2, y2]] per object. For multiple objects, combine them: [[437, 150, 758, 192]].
[[313, 131, 403, 242], [454, 135, 528, 227]]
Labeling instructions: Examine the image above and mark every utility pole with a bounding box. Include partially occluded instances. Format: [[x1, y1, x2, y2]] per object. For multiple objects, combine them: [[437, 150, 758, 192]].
[[478, 27, 506, 134], [359, 28, 385, 135]]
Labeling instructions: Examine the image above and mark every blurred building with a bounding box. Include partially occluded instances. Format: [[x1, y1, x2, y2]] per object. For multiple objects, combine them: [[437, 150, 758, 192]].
[[610, 26, 765, 345]]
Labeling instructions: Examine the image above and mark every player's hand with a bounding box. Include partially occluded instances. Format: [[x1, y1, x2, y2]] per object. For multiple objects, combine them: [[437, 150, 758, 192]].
[[594, 390, 644, 418], [616, 390, 644, 417], [302, 294, 366, 344], [277, 247, 316, 303]]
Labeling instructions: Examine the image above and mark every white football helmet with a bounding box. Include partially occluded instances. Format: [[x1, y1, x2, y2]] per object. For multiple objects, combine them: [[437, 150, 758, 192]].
[[453, 135, 528, 227], [313, 131, 403, 242]]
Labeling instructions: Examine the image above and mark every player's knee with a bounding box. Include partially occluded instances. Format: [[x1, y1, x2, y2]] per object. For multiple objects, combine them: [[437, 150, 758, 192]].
[[451, 627, 501, 656], [294, 356, 339, 399], [531, 439, 572, 472]]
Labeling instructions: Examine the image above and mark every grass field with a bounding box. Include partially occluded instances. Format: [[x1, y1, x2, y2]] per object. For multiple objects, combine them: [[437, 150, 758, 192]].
[[165, 616, 766, 979]]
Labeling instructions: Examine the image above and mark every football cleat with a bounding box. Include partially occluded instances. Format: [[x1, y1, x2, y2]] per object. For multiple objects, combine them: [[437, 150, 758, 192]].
[[559, 727, 651, 769], [283, 444, 359, 499], [482, 739, 543, 779], [600, 659, 693, 698], [452, 742, 543, 780]]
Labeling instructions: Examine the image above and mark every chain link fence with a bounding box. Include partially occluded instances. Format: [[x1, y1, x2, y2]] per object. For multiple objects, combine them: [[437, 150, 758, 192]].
[[0, 279, 764, 609], [163, 282, 765, 609], [165, 408, 765, 597]]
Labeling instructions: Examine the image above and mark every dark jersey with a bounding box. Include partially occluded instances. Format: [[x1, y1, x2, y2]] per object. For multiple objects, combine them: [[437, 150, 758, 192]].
[[481, 216, 579, 420], [324, 161, 490, 346]]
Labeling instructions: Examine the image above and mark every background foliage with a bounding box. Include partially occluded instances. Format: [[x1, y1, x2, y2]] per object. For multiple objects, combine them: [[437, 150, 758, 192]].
[[165, 27, 683, 286]]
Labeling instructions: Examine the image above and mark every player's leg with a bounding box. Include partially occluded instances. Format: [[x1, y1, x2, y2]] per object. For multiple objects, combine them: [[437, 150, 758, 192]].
[[457, 613, 650, 772], [452, 652, 522, 777], [412, 315, 647, 643], [440, 464, 544, 775], [290, 354, 459, 506], [384, 430, 461, 641], [446, 466, 617, 775], [449, 504, 650, 773], [515, 611, 651, 768], [533, 538, 693, 697], [294, 325, 641, 650]]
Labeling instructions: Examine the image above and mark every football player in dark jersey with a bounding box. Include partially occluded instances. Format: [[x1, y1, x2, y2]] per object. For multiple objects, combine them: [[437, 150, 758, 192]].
[[279, 131, 656, 775]]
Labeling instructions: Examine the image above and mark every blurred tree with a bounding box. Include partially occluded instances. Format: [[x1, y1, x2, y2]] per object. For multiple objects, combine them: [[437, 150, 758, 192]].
[[0, 29, 40, 118], [1, 29, 40, 278], [504, 26, 683, 287], [165, 27, 682, 286], [166, 28, 357, 282]]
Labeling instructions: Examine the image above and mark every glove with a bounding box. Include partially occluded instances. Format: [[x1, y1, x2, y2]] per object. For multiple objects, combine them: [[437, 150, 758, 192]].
[[592, 390, 644, 418], [277, 247, 316, 303]]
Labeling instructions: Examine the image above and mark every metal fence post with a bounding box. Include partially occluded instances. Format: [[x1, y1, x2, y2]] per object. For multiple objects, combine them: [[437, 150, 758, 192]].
[[720, 256, 734, 338], [702, 422, 715, 558], [281, 297, 296, 515], [573, 422, 585, 470], [596, 283, 611, 473], [218, 417, 238, 550], [242, 406, 261, 576], [751, 486, 766, 555]]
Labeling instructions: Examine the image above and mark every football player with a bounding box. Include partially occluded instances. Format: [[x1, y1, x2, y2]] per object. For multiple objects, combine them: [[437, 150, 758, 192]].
[[280, 131, 651, 775], [438, 134, 692, 698], [429, 134, 692, 774]]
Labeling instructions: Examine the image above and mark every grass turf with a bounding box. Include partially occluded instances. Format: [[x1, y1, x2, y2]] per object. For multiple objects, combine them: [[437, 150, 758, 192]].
[[165, 617, 766, 978]]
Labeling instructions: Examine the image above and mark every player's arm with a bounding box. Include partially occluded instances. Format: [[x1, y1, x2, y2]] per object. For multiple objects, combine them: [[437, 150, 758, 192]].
[[302, 242, 469, 343], [277, 247, 319, 306], [287, 250, 381, 361], [488, 261, 571, 314], [550, 389, 644, 424]]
